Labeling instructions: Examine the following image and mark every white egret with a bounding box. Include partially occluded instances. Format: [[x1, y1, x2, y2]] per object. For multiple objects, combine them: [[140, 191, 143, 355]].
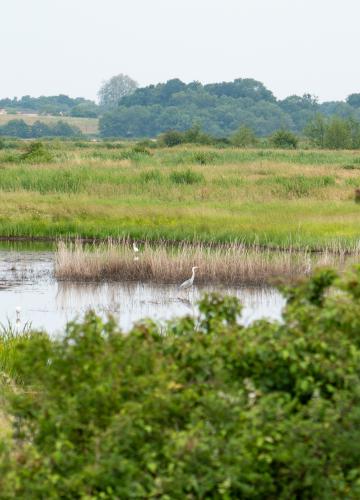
[[133, 242, 140, 261], [179, 266, 199, 290]]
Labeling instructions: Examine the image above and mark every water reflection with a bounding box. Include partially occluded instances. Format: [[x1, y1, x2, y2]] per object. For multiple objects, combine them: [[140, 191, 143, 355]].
[[0, 251, 285, 335]]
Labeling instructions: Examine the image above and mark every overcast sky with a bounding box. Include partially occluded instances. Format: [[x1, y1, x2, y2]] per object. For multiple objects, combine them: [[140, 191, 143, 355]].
[[1, 0, 359, 102]]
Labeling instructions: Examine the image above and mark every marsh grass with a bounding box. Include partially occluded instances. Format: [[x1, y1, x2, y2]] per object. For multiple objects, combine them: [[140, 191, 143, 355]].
[[270, 175, 336, 197], [54, 240, 357, 286], [169, 169, 204, 185], [0, 320, 33, 391], [1, 142, 360, 249]]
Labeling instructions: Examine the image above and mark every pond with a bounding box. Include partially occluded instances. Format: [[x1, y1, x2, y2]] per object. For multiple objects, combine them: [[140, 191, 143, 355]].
[[0, 249, 286, 335]]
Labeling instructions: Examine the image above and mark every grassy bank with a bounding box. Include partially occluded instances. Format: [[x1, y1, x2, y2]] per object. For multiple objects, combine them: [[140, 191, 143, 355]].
[[55, 240, 357, 286], [2, 271, 360, 497], [1, 141, 360, 249]]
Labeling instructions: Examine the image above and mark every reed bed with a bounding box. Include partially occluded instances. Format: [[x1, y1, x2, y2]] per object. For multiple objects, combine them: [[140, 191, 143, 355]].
[[54, 240, 357, 286]]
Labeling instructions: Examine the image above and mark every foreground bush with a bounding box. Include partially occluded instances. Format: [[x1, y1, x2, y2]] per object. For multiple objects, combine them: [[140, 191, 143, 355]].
[[2, 269, 360, 497]]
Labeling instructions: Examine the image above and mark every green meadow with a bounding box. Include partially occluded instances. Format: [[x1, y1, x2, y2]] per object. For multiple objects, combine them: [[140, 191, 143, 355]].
[[0, 140, 360, 249]]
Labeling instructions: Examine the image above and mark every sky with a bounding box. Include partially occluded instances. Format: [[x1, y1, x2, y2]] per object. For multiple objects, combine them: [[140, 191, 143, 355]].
[[1, 0, 359, 103]]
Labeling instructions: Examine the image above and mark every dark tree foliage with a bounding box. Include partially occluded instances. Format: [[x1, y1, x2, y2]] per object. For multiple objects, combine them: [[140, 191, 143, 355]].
[[347, 93, 360, 108], [0, 119, 82, 138], [99, 77, 360, 139], [304, 115, 360, 149], [270, 129, 299, 149], [204, 78, 276, 101], [2, 79, 360, 140], [100, 78, 292, 138], [0, 95, 99, 117]]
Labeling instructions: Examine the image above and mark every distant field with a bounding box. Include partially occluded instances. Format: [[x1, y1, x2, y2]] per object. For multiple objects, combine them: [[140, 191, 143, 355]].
[[0, 142, 360, 249], [0, 113, 99, 135]]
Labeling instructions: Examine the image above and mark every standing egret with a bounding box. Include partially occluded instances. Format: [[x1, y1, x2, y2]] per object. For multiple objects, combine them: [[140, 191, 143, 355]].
[[133, 242, 140, 261], [133, 242, 139, 253], [179, 266, 199, 290]]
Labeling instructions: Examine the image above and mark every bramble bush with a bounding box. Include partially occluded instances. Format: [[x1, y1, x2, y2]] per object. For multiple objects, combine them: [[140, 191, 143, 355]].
[[2, 269, 360, 497]]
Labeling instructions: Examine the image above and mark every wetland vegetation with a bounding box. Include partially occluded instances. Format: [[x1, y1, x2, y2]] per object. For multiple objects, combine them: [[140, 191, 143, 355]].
[[2, 270, 360, 497], [1, 117, 360, 498], [55, 239, 359, 285], [0, 140, 360, 251]]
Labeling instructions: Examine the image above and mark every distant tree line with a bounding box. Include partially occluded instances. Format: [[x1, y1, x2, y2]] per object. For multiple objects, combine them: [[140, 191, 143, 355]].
[[2, 76, 360, 142], [99, 78, 360, 138], [304, 115, 360, 149], [0, 95, 99, 118], [0, 119, 82, 138], [151, 117, 360, 150]]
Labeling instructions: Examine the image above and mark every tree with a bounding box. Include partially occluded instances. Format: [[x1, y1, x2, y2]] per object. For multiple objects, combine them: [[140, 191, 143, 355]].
[[98, 74, 138, 110], [304, 115, 360, 149], [324, 117, 352, 149], [230, 125, 258, 147], [270, 129, 298, 149], [31, 120, 51, 138], [70, 103, 99, 118], [205, 78, 275, 102], [304, 114, 327, 147], [158, 130, 184, 147], [0, 119, 31, 138], [347, 93, 360, 108]]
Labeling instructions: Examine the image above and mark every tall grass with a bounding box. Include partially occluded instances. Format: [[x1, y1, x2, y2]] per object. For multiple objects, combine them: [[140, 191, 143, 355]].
[[54, 240, 356, 286], [0, 319, 33, 391], [0, 142, 360, 249]]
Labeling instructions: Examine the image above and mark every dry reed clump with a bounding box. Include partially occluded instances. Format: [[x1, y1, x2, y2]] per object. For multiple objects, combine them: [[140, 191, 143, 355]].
[[53, 240, 345, 286]]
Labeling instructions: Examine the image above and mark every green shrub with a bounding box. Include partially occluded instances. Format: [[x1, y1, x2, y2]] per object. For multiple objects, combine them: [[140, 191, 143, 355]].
[[21, 141, 53, 163], [270, 129, 299, 149], [191, 151, 219, 165], [131, 144, 152, 155], [182, 125, 213, 145], [169, 168, 204, 184], [135, 139, 157, 149], [3, 271, 360, 497], [159, 126, 217, 148], [159, 130, 184, 147], [324, 117, 352, 149], [102, 142, 124, 149], [230, 125, 258, 147], [304, 115, 360, 150]]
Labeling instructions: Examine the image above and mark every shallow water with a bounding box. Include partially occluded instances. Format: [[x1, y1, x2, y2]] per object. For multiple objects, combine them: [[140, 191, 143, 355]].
[[0, 251, 286, 335]]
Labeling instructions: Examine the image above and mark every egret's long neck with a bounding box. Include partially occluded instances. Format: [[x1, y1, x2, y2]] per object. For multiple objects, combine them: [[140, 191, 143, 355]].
[[191, 268, 196, 280]]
